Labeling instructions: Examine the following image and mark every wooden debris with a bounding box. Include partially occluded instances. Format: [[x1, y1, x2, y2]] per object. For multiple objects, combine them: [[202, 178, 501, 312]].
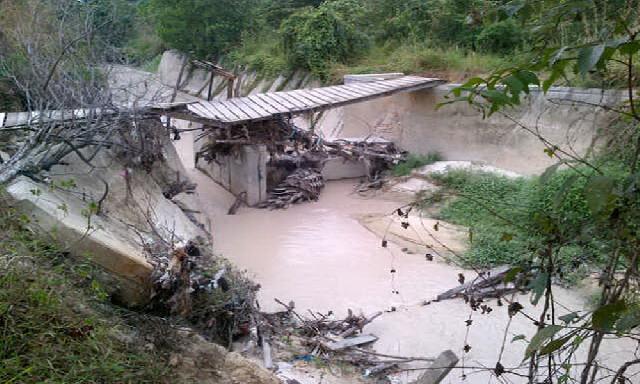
[[227, 192, 247, 215], [258, 168, 324, 209], [411, 350, 459, 384], [323, 334, 378, 351], [436, 266, 522, 302]]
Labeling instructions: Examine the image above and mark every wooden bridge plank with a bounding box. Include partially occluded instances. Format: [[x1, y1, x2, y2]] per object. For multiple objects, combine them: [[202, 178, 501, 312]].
[[256, 93, 293, 114], [313, 88, 353, 104], [234, 97, 272, 118], [276, 92, 311, 109], [246, 95, 281, 115], [326, 86, 368, 98], [188, 103, 217, 120], [303, 88, 341, 104], [337, 85, 374, 97], [227, 98, 263, 120], [269, 92, 304, 112], [211, 100, 244, 121], [290, 89, 329, 106], [197, 102, 227, 121], [317, 87, 355, 101], [301, 89, 334, 104], [219, 99, 254, 121]]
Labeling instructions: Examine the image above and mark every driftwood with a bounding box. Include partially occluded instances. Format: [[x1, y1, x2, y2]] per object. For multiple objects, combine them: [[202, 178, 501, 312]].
[[258, 168, 324, 210], [227, 192, 247, 215], [411, 350, 459, 384], [436, 266, 521, 302], [256, 299, 435, 378]]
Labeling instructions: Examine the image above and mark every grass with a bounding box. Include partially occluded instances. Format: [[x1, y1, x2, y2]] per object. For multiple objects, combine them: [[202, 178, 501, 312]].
[[392, 152, 442, 177], [329, 43, 512, 83], [0, 193, 170, 383], [423, 166, 626, 279], [227, 39, 512, 84]]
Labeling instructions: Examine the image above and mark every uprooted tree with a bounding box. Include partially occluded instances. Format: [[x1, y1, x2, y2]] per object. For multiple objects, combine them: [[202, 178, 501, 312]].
[[0, 0, 165, 186]]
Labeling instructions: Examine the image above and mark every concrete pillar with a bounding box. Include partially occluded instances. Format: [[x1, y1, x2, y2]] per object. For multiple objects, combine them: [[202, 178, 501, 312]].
[[241, 145, 268, 206]]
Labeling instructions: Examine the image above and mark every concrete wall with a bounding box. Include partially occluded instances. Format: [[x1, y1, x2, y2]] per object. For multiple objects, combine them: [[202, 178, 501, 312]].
[[157, 50, 626, 177], [195, 143, 268, 206], [328, 85, 624, 175]]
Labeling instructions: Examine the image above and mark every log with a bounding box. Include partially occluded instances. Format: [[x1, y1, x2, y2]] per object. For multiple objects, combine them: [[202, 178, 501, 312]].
[[323, 334, 378, 351], [436, 266, 516, 301], [412, 350, 459, 384]]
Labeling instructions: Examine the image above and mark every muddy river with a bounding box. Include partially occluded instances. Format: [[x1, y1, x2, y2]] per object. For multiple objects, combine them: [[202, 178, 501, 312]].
[[174, 134, 636, 384]]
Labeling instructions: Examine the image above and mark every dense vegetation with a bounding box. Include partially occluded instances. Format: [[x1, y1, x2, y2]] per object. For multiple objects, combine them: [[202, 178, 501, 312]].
[[428, 163, 631, 280], [58, 0, 530, 81]]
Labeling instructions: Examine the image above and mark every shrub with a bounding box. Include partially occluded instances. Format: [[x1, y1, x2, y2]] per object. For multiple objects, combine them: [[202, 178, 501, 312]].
[[427, 165, 633, 275], [392, 152, 442, 176], [281, 4, 370, 79], [476, 19, 527, 54], [147, 0, 253, 59]]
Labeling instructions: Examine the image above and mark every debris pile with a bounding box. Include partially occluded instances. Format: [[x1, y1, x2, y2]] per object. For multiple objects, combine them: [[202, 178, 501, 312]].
[[258, 168, 325, 210], [143, 236, 259, 344], [252, 299, 437, 379]]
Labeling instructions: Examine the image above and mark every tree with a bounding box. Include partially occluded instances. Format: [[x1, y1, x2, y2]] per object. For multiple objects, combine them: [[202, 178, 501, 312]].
[[280, 2, 369, 79], [147, 0, 255, 60], [0, 0, 164, 186]]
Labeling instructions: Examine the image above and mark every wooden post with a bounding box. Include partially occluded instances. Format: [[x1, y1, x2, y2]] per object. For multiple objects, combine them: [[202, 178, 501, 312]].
[[207, 70, 215, 101], [412, 350, 459, 384], [227, 78, 234, 99]]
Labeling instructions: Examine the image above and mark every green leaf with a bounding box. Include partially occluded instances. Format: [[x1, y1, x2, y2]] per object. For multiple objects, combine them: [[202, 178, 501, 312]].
[[616, 310, 640, 332], [619, 41, 640, 56], [559, 312, 579, 324], [502, 75, 524, 100], [552, 174, 579, 209], [511, 334, 526, 343], [592, 300, 627, 331], [528, 272, 549, 305], [525, 325, 562, 359], [577, 44, 605, 75], [584, 176, 616, 216], [504, 267, 523, 283], [540, 334, 572, 356]]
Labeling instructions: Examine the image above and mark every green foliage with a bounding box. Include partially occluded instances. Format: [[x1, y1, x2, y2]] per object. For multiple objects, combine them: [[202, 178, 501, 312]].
[[280, 3, 370, 79], [392, 152, 442, 177], [475, 19, 526, 54], [429, 164, 636, 275], [147, 0, 255, 59]]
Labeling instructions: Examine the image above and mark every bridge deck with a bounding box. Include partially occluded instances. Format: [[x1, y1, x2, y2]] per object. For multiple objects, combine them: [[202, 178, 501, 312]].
[[156, 76, 445, 127], [0, 76, 445, 128]]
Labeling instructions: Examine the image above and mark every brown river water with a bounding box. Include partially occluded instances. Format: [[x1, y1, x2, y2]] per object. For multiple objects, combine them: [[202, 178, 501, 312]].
[[174, 133, 637, 383]]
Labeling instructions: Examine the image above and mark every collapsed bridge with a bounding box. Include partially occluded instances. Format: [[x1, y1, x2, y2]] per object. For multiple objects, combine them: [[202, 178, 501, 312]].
[[153, 74, 446, 207]]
